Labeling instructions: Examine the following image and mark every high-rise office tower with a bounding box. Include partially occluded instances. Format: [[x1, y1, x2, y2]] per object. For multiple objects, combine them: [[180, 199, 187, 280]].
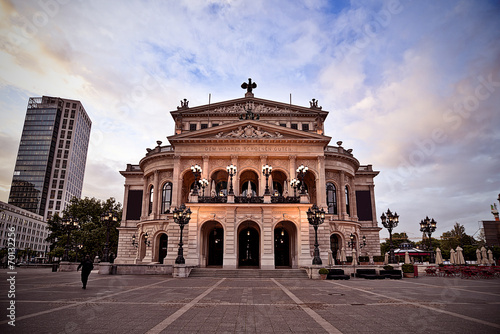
[[8, 96, 91, 220]]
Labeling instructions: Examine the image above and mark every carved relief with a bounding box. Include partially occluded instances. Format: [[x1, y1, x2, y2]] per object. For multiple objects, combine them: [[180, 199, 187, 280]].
[[208, 102, 293, 115], [216, 125, 283, 139]]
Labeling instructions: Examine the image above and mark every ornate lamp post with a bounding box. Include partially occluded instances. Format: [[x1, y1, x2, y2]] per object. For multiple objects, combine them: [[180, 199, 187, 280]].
[[226, 164, 237, 195], [61, 215, 79, 262], [420, 216, 437, 263], [296, 165, 308, 194], [101, 210, 118, 262], [190, 164, 202, 195], [262, 165, 272, 195], [199, 178, 209, 197], [306, 204, 326, 265], [290, 178, 300, 197], [381, 209, 399, 264], [173, 204, 191, 264]]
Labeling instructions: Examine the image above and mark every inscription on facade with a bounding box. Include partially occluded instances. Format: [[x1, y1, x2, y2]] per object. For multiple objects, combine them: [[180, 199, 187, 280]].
[[204, 146, 293, 152]]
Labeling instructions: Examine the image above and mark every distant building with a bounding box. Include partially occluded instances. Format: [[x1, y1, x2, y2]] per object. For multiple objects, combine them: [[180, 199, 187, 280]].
[[8, 96, 91, 221], [0, 201, 49, 261], [115, 81, 381, 269], [482, 194, 500, 246]]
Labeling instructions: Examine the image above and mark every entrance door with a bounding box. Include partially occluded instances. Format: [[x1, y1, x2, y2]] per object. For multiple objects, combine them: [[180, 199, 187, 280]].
[[238, 227, 259, 267], [330, 234, 339, 265], [159, 234, 168, 264], [274, 228, 290, 267], [208, 227, 224, 266]]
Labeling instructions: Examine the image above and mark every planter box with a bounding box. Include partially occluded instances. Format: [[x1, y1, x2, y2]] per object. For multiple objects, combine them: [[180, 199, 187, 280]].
[[403, 272, 414, 278]]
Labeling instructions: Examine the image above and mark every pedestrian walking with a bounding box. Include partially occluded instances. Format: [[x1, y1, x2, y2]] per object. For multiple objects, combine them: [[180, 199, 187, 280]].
[[77, 255, 94, 289]]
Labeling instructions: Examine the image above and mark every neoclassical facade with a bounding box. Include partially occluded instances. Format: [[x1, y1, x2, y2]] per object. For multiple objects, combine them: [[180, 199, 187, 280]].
[[115, 82, 381, 269]]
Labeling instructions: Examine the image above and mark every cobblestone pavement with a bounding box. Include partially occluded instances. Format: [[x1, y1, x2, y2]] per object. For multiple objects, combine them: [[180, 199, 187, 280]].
[[1, 268, 500, 333]]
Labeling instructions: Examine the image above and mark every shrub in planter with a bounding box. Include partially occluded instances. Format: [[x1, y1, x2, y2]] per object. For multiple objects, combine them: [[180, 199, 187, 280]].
[[346, 256, 353, 263], [318, 268, 329, 275], [373, 255, 385, 263], [383, 265, 394, 271], [402, 263, 414, 273]]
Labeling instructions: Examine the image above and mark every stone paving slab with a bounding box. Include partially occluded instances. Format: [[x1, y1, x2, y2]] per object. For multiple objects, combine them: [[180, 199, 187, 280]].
[[1, 268, 499, 333]]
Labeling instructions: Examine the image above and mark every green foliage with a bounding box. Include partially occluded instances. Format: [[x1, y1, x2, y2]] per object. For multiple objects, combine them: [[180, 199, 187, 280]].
[[373, 255, 385, 263], [383, 265, 393, 270], [318, 268, 329, 275], [359, 256, 369, 263], [45, 197, 122, 261], [402, 263, 414, 273], [439, 223, 475, 251]]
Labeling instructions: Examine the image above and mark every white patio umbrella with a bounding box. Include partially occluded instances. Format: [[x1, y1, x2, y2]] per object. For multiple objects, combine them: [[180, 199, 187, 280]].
[[340, 247, 347, 263], [384, 252, 389, 265], [435, 248, 443, 265], [481, 246, 488, 265], [336, 248, 341, 263], [476, 248, 482, 264], [488, 249, 494, 265], [328, 249, 334, 267], [351, 248, 357, 266], [456, 246, 465, 265], [404, 251, 411, 264], [450, 249, 456, 264]]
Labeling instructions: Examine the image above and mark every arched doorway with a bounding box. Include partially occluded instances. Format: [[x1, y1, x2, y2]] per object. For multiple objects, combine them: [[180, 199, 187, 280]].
[[158, 234, 168, 264], [238, 221, 260, 267], [274, 226, 290, 267], [208, 224, 224, 266], [240, 169, 259, 196], [330, 234, 340, 265]]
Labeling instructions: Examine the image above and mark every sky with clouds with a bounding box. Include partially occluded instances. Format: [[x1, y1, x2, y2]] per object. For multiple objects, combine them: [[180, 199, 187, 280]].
[[1, 0, 499, 242]]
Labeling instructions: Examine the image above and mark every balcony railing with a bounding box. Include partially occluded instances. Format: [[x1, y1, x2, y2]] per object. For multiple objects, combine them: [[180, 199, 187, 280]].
[[235, 196, 264, 204], [198, 196, 227, 203], [271, 196, 300, 203]]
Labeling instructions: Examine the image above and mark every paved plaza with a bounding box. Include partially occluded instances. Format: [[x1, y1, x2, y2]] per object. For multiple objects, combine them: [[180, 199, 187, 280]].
[[1, 268, 500, 334]]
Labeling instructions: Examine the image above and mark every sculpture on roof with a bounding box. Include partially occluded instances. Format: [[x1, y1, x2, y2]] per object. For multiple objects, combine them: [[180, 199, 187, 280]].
[[241, 78, 257, 93]]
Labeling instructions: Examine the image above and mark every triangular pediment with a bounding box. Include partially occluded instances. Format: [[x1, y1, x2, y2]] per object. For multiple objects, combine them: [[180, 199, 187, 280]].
[[167, 120, 331, 144], [171, 96, 328, 117]]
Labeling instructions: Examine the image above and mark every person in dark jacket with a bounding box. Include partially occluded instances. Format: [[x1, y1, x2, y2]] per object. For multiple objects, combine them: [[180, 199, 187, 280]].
[[77, 255, 94, 289]]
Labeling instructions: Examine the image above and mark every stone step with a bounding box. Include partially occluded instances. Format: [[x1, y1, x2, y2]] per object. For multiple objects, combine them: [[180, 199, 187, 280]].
[[189, 268, 308, 278]]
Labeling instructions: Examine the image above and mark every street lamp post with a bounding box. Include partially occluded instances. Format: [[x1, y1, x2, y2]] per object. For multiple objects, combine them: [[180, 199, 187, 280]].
[[190, 164, 202, 196], [290, 178, 300, 197], [173, 204, 191, 264], [262, 165, 272, 195], [381, 209, 399, 264], [226, 164, 237, 195], [420, 216, 437, 263], [307, 204, 326, 265], [296, 165, 308, 194], [61, 215, 79, 262], [101, 211, 118, 262], [199, 178, 209, 197]]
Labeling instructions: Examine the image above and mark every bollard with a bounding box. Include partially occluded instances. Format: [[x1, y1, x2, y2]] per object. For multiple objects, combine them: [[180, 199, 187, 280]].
[[413, 264, 418, 278]]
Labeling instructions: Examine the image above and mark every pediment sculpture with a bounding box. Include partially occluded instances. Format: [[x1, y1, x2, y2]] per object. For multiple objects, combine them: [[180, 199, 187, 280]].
[[215, 125, 283, 139]]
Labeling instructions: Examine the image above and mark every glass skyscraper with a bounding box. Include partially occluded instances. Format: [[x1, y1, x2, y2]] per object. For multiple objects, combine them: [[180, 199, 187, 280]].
[[8, 96, 91, 220]]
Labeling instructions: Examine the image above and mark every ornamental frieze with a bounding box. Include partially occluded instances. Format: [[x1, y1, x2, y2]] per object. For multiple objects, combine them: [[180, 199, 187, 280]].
[[208, 102, 292, 115], [215, 125, 283, 139]]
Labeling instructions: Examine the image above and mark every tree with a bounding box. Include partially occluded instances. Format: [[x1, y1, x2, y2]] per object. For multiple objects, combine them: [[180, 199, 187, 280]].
[[46, 197, 122, 262], [439, 223, 475, 251]]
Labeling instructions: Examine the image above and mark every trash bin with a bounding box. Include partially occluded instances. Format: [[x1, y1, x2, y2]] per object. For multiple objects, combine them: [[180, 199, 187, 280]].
[[52, 263, 59, 272], [413, 265, 418, 277]]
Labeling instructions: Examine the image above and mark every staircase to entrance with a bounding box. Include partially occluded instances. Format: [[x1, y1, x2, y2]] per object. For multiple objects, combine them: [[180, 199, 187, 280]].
[[189, 268, 308, 278]]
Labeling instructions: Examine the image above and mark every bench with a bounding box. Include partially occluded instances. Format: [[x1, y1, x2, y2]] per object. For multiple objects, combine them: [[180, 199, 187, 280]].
[[327, 269, 350, 280], [356, 269, 385, 279], [379, 269, 402, 279]]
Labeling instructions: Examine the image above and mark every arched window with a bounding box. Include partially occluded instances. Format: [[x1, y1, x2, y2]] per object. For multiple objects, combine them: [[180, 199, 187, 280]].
[[148, 185, 154, 214], [216, 181, 227, 196], [241, 181, 257, 197], [161, 182, 172, 213], [326, 183, 337, 214], [345, 186, 350, 216]]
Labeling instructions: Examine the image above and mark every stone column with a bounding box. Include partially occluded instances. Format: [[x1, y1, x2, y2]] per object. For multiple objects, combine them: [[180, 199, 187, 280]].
[[369, 185, 377, 227], [339, 171, 346, 220], [317, 156, 326, 208], [121, 184, 130, 226], [141, 175, 149, 219], [231, 155, 239, 196], [153, 170, 160, 219], [261, 207, 274, 269], [171, 155, 181, 207]]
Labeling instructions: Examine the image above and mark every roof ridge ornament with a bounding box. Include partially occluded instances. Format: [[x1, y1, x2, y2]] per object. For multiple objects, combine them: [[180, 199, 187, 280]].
[[309, 98, 322, 110], [177, 98, 189, 110], [241, 78, 257, 97]]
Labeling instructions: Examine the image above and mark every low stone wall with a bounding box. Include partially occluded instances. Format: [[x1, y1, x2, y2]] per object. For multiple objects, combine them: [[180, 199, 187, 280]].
[[58, 262, 79, 272], [111, 264, 174, 275]]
